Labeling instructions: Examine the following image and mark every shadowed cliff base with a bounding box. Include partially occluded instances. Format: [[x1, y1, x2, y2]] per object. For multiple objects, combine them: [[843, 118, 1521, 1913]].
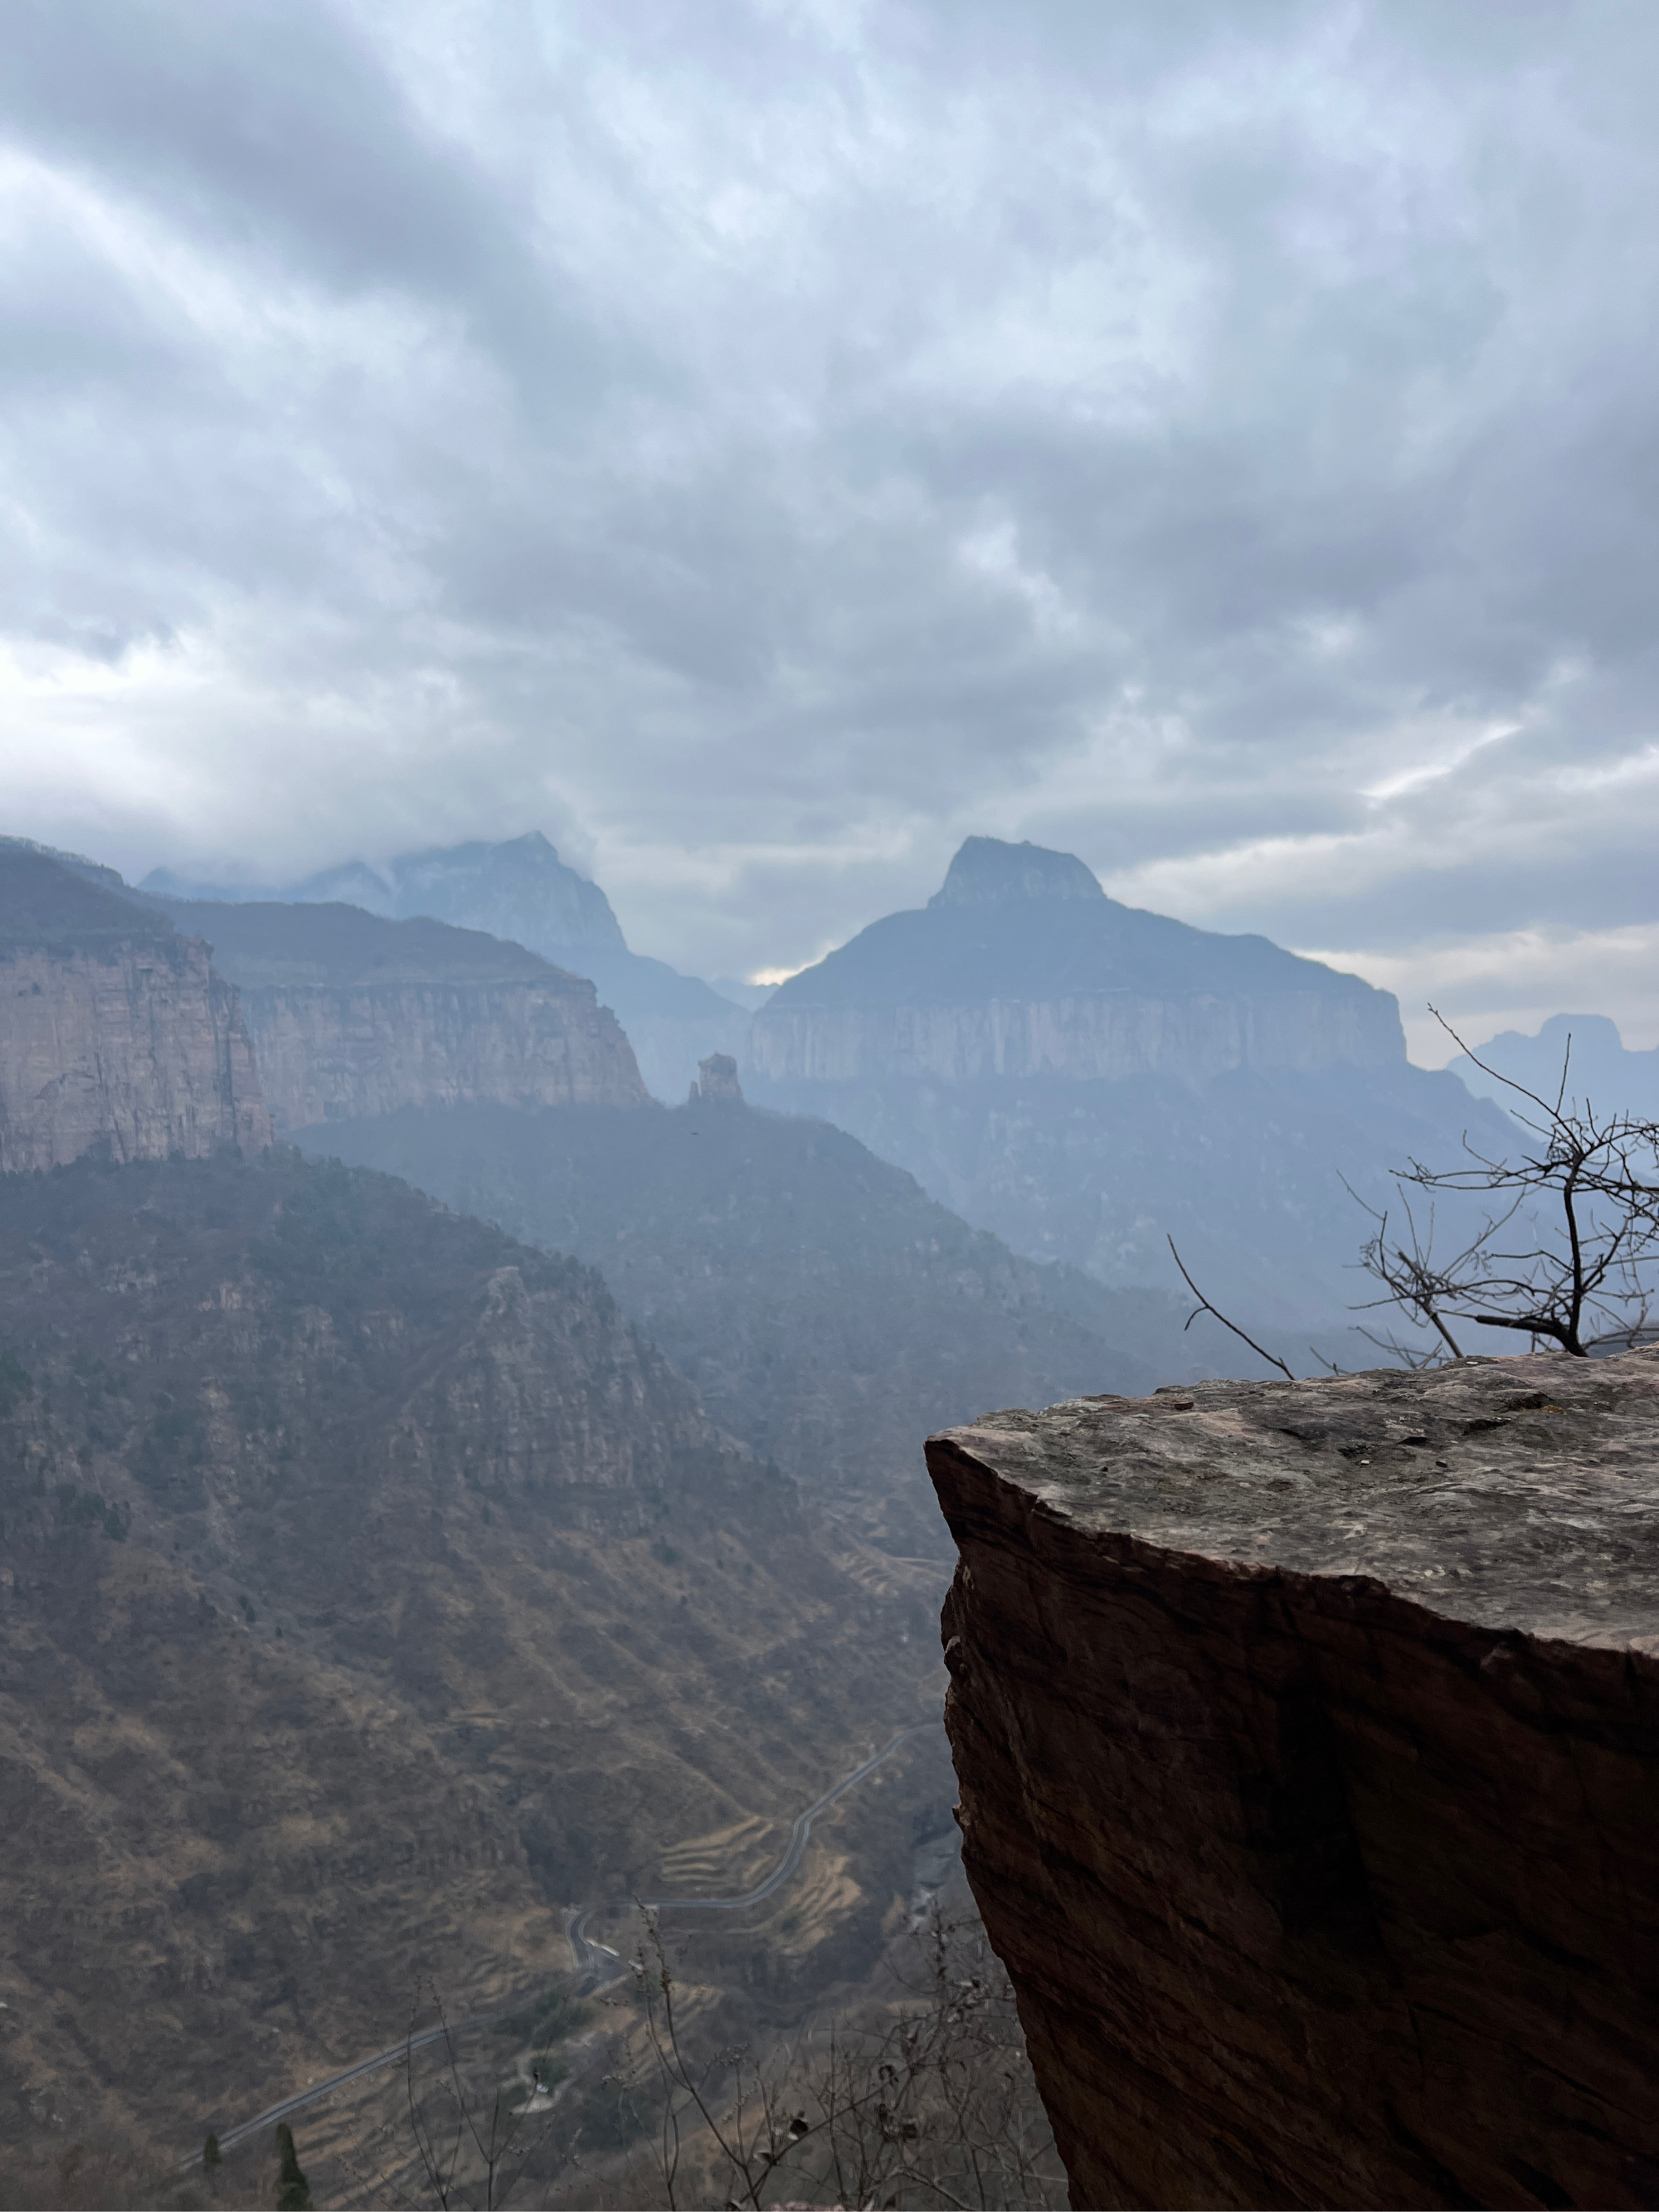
[[928, 1355, 1659, 2211]]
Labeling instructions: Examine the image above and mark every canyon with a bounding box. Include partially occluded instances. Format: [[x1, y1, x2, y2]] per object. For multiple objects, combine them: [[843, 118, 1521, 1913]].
[[297, 1089, 1206, 1558], [928, 1353, 1659, 2210], [0, 1148, 946, 2167]]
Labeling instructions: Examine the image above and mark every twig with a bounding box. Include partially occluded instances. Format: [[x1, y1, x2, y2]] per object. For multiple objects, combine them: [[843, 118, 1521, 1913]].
[[1166, 1237, 1294, 1380]]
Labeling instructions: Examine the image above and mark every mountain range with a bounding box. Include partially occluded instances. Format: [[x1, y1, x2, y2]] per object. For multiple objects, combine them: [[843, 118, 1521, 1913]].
[[297, 1092, 1200, 1558], [144, 832, 748, 1103], [0, 1145, 945, 2171], [1448, 1011, 1659, 1123], [747, 836, 1516, 1324]]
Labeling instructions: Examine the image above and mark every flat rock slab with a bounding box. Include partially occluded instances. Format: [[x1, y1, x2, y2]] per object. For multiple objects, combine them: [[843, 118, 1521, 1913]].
[[927, 1350, 1659, 2211]]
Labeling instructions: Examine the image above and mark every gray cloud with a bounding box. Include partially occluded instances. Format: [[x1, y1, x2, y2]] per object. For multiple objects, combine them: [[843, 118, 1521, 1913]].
[[2, 0, 1659, 1038]]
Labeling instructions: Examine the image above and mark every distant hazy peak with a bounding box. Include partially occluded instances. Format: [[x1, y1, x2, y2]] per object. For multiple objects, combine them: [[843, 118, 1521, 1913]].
[[1450, 1010, 1659, 1121], [928, 837, 1106, 907], [143, 831, 628, 954]]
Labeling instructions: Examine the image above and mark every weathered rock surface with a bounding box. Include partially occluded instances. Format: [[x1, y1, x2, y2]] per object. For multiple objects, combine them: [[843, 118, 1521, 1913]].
[[0, 849, 270, 1171], [927, 1353, 1659, 2210], [157, 897, 649, 1125]]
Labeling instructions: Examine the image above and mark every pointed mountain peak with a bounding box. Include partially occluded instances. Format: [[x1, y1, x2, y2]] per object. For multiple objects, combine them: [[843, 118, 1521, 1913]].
[[928, 837, 1106, 908]]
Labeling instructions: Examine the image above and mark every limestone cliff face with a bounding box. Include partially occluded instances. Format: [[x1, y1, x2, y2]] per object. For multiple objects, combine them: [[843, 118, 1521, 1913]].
[[0, 852, 270, 1171], [157, 897, 649, 1128], [751, 837, 1405, 1086], [748, 986, 1394, 1084], [145, 831, 753, 1105], [928, 1354, 1659, 2211], [239, 973, 647, 1127]]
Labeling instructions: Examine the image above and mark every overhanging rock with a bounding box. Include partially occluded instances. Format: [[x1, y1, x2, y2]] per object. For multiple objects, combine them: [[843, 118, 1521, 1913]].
[[927, 1351, 1659, 2210]]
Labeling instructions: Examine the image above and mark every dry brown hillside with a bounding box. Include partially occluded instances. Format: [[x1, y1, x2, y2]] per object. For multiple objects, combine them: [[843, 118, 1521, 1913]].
[[0, 1150, 942, 2166]]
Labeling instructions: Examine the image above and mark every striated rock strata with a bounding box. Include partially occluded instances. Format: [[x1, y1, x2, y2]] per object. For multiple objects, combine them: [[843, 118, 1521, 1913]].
[[146, 830, 752, 1104], [0, 849, 270, 1171], [927, 1353, 1659, 2210], [158, 897, 649, 1126]]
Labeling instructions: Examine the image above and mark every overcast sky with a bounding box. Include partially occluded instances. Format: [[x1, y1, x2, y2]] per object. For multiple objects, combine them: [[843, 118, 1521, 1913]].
[[4, 1, 1659, 1057]]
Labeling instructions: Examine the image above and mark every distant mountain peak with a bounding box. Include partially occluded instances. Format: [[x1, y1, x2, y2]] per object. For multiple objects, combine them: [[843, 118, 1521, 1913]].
[[928, 837, 1106, 907]]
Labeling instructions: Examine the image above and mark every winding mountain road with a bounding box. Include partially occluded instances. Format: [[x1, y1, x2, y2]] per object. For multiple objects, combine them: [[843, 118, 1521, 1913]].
[[567, 1719, 941, 1983], [184, 1717, 945, 2166]]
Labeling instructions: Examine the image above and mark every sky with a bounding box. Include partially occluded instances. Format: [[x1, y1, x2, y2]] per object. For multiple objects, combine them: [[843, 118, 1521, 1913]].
[[4, 0, 1659, 1061]]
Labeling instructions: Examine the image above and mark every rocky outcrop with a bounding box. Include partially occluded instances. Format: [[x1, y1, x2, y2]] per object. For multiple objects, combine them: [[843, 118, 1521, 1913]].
[[928, 1354, 1659, 2210], [695, 1051, 744, 1101], [0, 849, 270, 1171], [156, 898, 649, 1127]]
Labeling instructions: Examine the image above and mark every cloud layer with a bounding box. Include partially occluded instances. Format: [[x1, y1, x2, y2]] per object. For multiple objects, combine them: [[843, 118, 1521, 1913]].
[[4, 0, 1659, 1051]]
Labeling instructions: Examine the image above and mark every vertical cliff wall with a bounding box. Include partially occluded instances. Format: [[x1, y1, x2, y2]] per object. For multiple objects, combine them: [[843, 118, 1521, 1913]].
[[0, 851, 270, 1171], [750, 837, 1406, 1085], [144, 830, 752, 1104], [927, 1354, 1659, 2211], [157, 898, 649, 1127]]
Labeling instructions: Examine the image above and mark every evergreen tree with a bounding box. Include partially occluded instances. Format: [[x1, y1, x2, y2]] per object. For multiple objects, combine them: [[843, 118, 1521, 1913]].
[[274, 2122, 311, 2211], [202, 2130, 221, 2173]]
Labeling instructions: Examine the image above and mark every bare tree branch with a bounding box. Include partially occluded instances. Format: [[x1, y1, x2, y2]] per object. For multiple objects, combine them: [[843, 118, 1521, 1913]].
[[1167, 1237, 1294, 1379]]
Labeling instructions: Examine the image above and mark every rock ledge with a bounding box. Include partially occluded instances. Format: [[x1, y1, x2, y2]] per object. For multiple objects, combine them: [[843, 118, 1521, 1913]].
[[927, 1350, 1659, 2210]]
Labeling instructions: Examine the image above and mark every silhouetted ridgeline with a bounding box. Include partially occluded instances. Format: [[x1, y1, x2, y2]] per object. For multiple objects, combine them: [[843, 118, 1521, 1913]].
[[146, 830, 748, 1101]]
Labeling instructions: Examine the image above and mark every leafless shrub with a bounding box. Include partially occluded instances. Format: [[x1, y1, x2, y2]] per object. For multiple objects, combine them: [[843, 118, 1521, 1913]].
[[338, 1977, 586, 2210], [1352, 1010, 1659, 1363], [632, 1905, 1065, 2210]]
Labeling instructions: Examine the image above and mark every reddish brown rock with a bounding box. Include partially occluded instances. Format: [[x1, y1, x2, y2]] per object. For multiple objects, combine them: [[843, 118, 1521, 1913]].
[[927, 1352, 1659, 2210]]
